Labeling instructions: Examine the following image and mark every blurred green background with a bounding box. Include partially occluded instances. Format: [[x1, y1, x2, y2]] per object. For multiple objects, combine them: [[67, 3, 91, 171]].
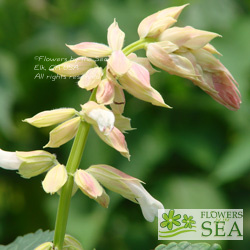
[[0, 0, 250, 249]]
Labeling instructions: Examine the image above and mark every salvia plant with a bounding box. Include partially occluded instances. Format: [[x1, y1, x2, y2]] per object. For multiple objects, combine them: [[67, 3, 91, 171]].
[[0, 4, 240, 250]]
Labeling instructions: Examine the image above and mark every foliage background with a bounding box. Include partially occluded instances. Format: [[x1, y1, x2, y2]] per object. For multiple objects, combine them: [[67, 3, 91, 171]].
[[0, 0, 249, 249]]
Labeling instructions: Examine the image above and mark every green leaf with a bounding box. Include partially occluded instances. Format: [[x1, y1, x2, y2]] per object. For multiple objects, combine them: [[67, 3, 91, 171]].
[[155, 241, 222, 250], [0, 230, 54, 250]]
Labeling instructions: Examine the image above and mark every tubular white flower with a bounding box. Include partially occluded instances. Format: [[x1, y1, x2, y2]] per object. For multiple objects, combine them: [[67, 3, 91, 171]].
[[87, 165, 163, 222], [128, 182, 164, 222], [88, 108, 115, 134], [0, 149, 22, 170]]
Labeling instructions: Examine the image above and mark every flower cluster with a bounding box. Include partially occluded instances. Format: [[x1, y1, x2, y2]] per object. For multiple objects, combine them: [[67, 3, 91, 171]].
[[0, 4, 241, 230]]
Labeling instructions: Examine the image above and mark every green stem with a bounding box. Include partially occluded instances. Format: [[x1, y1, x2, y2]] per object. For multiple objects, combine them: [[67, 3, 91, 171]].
[[53, 90, 96, 250], [122, 38, 156, 56], [53, 121, 90, 249]]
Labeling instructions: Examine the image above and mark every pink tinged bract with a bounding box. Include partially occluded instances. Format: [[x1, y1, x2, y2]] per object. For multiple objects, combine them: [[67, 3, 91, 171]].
[[49, 57, 97, 77], [86, 165, 141, 202], [107, 50, 131, 77], [127, 53, 158, 75], [180, 49, 240, 110], [137, 4, 189, 38], [114, 114, 134, 133], [24, 108, 76, 128], [74, 169, 109, 208], [66, 42, 112, 58], [78, 67, 103, 90], [159, 26, 221, 50], [44, 117, 81, 148], [17, 150, 57, 178], [42, 164, 68, 194], [211, 72, 241, 111], [107, 19, 125, 51], [146, 43, 198, 80], [192, 49, 229, 73], [94, 126, 130, 160], [119, 62, 170, 108], [110, 84, 126, 114], [203, 43, 222, 56], [96, 79, 115, 105]]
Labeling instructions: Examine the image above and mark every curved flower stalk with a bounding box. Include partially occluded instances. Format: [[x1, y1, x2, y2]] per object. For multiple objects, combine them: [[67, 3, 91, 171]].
[[145, 25, 241, 110]]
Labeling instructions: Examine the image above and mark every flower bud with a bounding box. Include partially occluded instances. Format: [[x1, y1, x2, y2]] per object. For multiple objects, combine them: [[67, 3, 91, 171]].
[[119, 62, 170, 108], [87, 165, 164, 222], [127, 53, 158, 75], [107, 50, 131, 77], [191, 49, 241, 110], [0, 149, 58, 178], [17, 150, 57, 178], [96, 78, 115, 105], [63, 234, 84, 250], [24, 108, 76, 128], [74, 169, 110, 208], [66, 42, 112, 58], [138, 4, 188, 38], [78, 67, 103, 90], [107, 19, 125, 51], [49, 57, 96, 77], [146, 42, 198, 80], [203, 43, 222, 56], [44, 117, 81, 148], [42, 164, 68, 194], [34, 242, 53, 250], [159, 26, 220, 50]]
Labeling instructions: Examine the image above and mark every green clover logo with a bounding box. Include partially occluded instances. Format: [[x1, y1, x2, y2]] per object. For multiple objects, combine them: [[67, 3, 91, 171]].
[[160, 209, 181, 230], [182, 214, 196, 228]]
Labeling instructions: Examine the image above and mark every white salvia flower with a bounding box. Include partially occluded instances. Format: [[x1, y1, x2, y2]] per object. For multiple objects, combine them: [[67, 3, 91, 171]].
[[0, 149, 22, 170], [88, 108, 115, 134], [128, 182, 164, 222], [87, 164, 164, 222]]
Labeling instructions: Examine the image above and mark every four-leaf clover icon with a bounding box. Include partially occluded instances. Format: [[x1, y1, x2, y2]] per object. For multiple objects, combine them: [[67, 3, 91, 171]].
[[160, 209, 181, 230], [182, 214, 196, 228]]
